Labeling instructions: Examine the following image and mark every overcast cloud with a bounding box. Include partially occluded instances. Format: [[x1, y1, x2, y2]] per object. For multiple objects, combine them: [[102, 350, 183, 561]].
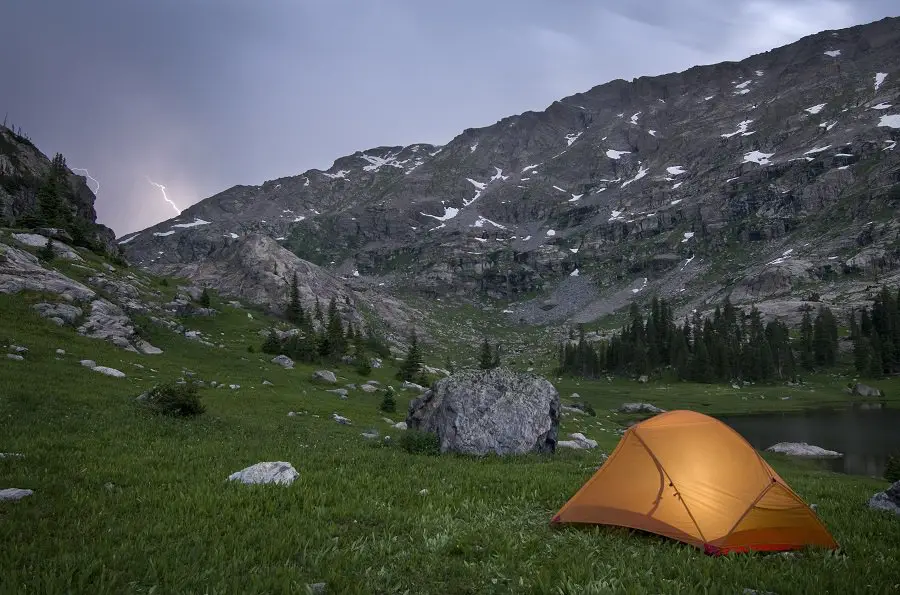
[[1, 0, 896, 236]]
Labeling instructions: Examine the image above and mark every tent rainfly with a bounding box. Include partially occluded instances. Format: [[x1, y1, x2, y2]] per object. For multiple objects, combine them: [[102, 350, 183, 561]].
[[551, 410, 838, 554]]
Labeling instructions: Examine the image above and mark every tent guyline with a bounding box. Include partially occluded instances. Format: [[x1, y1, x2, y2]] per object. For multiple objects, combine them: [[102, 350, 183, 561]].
[[551, 410, 838, 554]]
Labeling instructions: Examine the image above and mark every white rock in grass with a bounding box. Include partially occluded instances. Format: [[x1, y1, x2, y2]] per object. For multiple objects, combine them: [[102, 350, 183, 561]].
[[0, 488, 33, 501], [227, 461, 298, 486], [93, 366, 126, 378], [271, 355, 294, 369], [557, 432, 599, 450], [332, 413, 352, 425], [80, 359, 97, 369], [6, 354, 23, 361], [0, 453, 24, 459]]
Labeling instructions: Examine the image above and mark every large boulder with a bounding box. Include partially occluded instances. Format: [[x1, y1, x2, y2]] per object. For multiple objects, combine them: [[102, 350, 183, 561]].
[[852, 383, 882, 398], [405, 368, 559, 456], [765, 442, 842, 457], [618, 402, 666, 414], [868, 480, 900, 515], [227, 461, 298, 486]]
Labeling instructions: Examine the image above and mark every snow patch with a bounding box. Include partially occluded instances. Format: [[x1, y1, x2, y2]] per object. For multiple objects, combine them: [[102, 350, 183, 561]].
[[322, 170, 349, 179], [569, 248, 579, 254], [682, 232, 694, 243], [606, 149, 630, 160], [553, 185, 567, 193], [874, 72, 888, 92], [570, 268, 580, 277], [621, 165, 649, 187], [804, 103, 827, 115], [467, 178, 486, 190], [293, 216, 306, 223], [546, 229, 556, 237], [742, 150, 775, 166], [631, 278, 648, 294], [804, 145, 832, 155], [823, 49, 841, 57], [473, 238, 487, 243], [609, 210, 624, 222], [303, 177, 309, 187], [819, 121, 837, 132], [472, 216, 506, 230], [568, 194, 583, 202], [117, 234, 139, 245], [648, 130, 657, 137], [721, 120, 755, 138], [490, 167, 509, 181], [521, 164, 540, 173], [565, 132, 583, 146], [755, 70, 764, 77], [630, 112, 641, 125], [421, 206, 460, 222], [671, 199, 682, 206], [666, 166, 687, 176], [672, 182, 683, 189], [878, 114, 900, 129], [704, 95, 715, 101], [172, 218, 211, 229], [153, 231, 175, 237], [228, 232, 239, 239], [522, 235, 532, 241], [871, 102, 893, 110], [470, 143, 478, 153], [885, 140, 897, 151]]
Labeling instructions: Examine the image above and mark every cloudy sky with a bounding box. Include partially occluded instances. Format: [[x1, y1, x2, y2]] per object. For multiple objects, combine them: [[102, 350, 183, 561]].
[[2, 1, 896, 236]]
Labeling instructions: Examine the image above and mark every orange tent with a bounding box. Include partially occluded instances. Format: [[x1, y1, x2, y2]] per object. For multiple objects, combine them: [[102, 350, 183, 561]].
[[551, 410, 838, 554]]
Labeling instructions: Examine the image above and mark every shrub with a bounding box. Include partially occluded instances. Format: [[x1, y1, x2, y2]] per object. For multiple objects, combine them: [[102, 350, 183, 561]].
[[356, 355, 372, 376], [398, 429, 440, 455], [379, 386, 397, 413], [886, 453, 900, 483], [142, 381, 205, 417], [38, 237, 55, 262]]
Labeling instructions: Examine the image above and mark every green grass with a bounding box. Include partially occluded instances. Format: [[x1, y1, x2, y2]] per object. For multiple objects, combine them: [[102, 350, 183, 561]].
[[2, 293, 900, 594]]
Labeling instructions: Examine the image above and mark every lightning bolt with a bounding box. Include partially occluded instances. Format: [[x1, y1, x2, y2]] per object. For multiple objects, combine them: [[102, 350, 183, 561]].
[[71, 167, 100, 195], [146, 176, 182, 215]]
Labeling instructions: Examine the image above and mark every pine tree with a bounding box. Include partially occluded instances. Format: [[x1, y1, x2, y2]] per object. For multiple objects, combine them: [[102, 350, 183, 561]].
[[379, 386, 397, 413], [199, 287, 211, 308], [261, 330, 281, 354], [37, 236, 55, 261], [313, 297, 323, 322], [324, 297, 346, 358], [479, 338, 495, 370], [398, 332, 422, 381], [287, 274, 303, 325], [799, 310, 815, 370], [356, 353, 372, 376]]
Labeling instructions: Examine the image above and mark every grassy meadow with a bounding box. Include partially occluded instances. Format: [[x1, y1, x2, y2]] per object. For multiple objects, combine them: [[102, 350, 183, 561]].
[[2, 290, 900, 594]]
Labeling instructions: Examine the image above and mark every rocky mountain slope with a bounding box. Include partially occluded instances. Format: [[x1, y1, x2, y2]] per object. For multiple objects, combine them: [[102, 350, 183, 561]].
[[122, 17, 900, 332]]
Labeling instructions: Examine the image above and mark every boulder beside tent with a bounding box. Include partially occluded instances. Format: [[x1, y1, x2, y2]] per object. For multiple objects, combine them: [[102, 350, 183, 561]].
[[551, 410, 838, 554]]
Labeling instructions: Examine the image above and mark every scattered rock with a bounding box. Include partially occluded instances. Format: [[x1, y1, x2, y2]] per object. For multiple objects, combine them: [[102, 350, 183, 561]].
[[360, 383, 378, 393], [326, 389, 349, 397], [263, 380, 273, 386], [0, 488, 33, 501], [382, 417, 395, 425], [370, 358, 383, 368], [227, 462, 298, 486], [271, 354, 294, 369], [617, 402, 666, 414], [332, 413, 352, 425], [765, 442, 842, 457], [308, 582, 327, 595], [557, 432, 599, 450], [570, 392, 581, 399], [401, 380, 428, 392], [852, 383, 882, 398], [560, 405, 588, 416], [80, 359, 97, 369], [393, 421, 408, 430], [55, 348, 65, 355], [6, 354, 23, 361], [868, 480, 900, 515], [361, 429, 380, 439], [312, 370, 337, 384], [406, 368, 559, 456], [637, 375, 649, 383], [92, 366, 126, 378], [0, 453, 24, 459], [229, 384, 240, 390], [9, 345, 27, 353]]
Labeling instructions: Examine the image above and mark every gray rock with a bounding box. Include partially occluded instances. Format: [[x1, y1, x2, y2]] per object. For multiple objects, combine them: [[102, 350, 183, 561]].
[[370, 358, 383, 369], [360, 383, 378, 393], [6, 353, 23, 361], [332, 413, 352, 425], [402, 380, 428, 392], [765, 442, 842, 457], [271, 354, 294, 369], [12, 233, 83, 261], [227, 461, 298, 486], [868, 480, 900, 515], [9, 345, 27, 353], [263, 380, 273, 386], [852, 383, 882, 398], [393, 421, 408, 430], [560, 405, 588, 416], [637, 375, 649, 383], [570, 392, 581, 399], [557, 432, 598, 450], [0, 453, 24, 459], [406, 368, 559, 456], [92, 366, 126, 378], [361, 429, 380, 439], [0, 488, 33, 501], [326, 389, 349, 397], [312, 370, 337, 383], [308, 583, 327, 595], [55, 348, 65, 355], [79, 359, 97, 369], [617, 402, 666, 414]]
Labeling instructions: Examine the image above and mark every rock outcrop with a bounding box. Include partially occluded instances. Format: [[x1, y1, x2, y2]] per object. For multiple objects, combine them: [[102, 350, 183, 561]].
[[765, 442, 843, 457], [406, 368, 559, 456], [868, 480, 900, 515], [227, 462, 299, 486]]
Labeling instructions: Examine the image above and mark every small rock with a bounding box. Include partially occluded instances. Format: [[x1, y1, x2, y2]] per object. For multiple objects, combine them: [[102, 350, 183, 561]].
[[0, 453, 24, 459], [617, 402, 666, 414], [867, 480, 900, 515], [288, 411, 297, 417], [229, 384, 240, 390], [326, 389, 349, 397], [382, 417, 396, 425], [312, 370, 337, 384], [55, 349, 65, 356], [0, 488, 33, 501], [637, 375, 649, 383], [570, 393, 581, 399], [6, 354, 23, 361], [80, 359, 97, 369], [731, 383, 741, 390], [10, 345, 28, 353], [557, 432, 599, 450], [852, 383, 882, 398], [402, 380, 427, 392], [93, 366, 126, 378], [393, 421, 408, 430], [361, 429, 380, 439], [263, 380, 273, 386], [332, 413, 352, 425], [271, 355, 294, 369], [227, 461, 298, 486], [765, 442, 842, 457], [308, 582, 327, 595], [419, 488, 429, 496], [360, 383, 378, 393]]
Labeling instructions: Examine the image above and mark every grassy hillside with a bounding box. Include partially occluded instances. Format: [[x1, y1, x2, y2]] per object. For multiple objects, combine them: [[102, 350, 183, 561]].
[[2, 282, 900, 594]]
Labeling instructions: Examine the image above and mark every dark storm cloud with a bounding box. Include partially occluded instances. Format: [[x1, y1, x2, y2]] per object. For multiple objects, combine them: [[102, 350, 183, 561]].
[[1, 0, 896, 235]]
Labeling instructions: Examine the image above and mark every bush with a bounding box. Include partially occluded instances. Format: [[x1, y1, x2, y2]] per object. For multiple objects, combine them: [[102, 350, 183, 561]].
[[398, 429, 440, 455], [142, 381, 205, 417], [356, 355, 372, 376], [886, 453, 900, 483]]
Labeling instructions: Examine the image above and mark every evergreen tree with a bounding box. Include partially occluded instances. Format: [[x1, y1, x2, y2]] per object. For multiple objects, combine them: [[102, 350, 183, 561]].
[[799, 310, 815, 370], [356, 353, 372, 376], [37, 236, 55, 261], [398, 332, 423, 381], [286, 274, 303, 325], [261, 330, 281, 354], [479, 338, 495, 370], [324, 297, 346, 358], [379, 386, 397, 413], [199, 287, 211, 308], [313, 297, 323, 322]]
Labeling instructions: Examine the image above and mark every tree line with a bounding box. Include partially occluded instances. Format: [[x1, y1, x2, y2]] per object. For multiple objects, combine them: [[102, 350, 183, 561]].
[[556, 296, 847, 384], [850, 286, 900, 377]]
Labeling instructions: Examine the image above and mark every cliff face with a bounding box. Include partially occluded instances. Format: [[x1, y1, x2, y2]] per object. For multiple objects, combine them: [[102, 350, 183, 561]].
[[121, 17, 900, 327], [0, 125, 117, 252]]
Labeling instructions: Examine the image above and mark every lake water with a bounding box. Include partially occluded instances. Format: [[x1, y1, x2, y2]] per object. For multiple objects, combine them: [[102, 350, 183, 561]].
[[717, 406, 900, 478]]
